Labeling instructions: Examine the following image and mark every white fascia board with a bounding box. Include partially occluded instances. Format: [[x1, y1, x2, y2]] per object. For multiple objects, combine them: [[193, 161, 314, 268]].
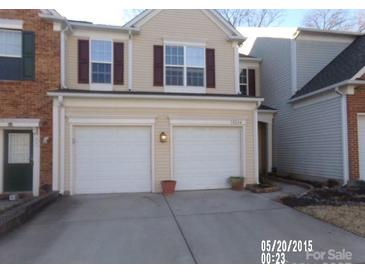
[[239, 57, 262, 62], [47, 92, 264, 103], [351, 66, 365, 80], [289, 80, 365, 103]]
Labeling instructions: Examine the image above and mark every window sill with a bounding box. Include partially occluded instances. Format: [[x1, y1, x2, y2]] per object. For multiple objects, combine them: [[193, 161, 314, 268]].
[[164, 86, 206, 94], [90, 83, 113, 91]]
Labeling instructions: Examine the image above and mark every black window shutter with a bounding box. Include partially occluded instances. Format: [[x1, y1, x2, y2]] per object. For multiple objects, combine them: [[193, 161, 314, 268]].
[[22, 31, 35, 80], [248, 69, 256, 96], [113, 42, 124, 85], [206, 48, 215, 88], [153, 45, 164, 86], [78, 40, 89, 84]]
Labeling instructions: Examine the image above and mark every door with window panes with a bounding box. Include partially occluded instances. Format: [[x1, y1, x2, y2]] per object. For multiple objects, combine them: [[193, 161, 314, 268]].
[[4, 130, 33, 192]]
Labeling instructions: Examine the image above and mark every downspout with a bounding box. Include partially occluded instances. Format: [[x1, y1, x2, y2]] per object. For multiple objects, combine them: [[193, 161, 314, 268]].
[[128, 29, 133, 91], [60, 22, 71, 89], [335, 87, 349, 185]]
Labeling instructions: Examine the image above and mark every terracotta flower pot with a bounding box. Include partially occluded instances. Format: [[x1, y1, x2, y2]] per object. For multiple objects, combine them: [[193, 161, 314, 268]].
[[161, 180, 176, 195], [229, 177, 244, 191]]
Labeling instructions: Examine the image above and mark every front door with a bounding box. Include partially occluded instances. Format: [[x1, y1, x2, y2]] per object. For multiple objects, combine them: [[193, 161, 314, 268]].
[[4, 130, 33, 192]]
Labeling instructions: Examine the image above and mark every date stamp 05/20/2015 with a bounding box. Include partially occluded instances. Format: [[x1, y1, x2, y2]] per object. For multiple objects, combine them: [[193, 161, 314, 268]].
[[260, 240, 353, 264]]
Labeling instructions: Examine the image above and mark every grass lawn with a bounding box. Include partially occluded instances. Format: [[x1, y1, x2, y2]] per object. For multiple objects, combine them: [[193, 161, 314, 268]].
[[297, 205, 365, 237]]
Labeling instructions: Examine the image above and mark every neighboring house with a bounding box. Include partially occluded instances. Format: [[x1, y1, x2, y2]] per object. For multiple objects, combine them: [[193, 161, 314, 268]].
[[0, 10, 63, 196], [47, 10, 266, 195], [240, 27, 365, 184]]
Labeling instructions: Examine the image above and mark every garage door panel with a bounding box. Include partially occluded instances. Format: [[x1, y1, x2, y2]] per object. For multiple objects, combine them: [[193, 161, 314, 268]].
[[358, 116, 365, 180], [173, 127, 242, 190], [73, 126, 151, 194]]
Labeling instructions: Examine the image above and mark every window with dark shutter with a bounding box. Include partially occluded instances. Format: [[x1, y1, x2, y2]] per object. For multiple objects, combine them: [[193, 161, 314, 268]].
[[22, 31, 35, 80], [113, 42, 124, 85], [153, 45, 163, 86], [248, 69, 256, 96], [206, 48, 215, 88], [78, 39, 89, 84]]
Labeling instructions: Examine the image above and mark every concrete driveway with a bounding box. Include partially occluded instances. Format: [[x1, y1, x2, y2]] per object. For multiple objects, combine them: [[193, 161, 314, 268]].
[[0, 189, 364, 263]]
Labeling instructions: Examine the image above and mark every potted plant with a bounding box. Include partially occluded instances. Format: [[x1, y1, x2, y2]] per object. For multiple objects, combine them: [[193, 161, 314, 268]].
[[229, 176, 245, 191], [161, 180, 177, 195]]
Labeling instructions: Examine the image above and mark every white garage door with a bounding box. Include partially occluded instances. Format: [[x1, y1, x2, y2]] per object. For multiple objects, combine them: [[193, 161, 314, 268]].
[[358, 116, 365, 180], [73, 126, 151, 194], [173, 126, 243, 190]]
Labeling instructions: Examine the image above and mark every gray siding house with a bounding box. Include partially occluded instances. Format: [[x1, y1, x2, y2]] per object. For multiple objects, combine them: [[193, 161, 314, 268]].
[[239, 27, 364, 183]]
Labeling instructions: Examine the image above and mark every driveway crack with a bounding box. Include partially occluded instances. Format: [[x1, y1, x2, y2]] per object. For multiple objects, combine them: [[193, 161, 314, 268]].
[[163, 195, 198, 264]]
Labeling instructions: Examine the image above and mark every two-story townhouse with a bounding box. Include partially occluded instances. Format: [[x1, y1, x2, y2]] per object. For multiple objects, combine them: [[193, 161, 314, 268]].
[[0, 10, 64, 196], [240, 27, 365, 184], [48, 10, 266, 195]]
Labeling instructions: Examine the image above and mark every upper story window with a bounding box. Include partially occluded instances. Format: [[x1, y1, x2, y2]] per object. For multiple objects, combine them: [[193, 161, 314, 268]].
[[240, 68, 248, 95], [91, 40, 112, 84], [165, 45, 205, 87], [0, 29, 22, 58]]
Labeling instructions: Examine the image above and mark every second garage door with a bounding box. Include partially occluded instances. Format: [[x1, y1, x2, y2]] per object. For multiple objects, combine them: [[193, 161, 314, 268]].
[[173, 126, 243, 190], [73, 126, 151, 194]]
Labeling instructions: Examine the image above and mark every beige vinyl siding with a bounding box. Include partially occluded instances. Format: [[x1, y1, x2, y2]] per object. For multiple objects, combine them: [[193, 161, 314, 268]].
[[132, 9, 236, 94], [61, 98, 256, 193], [65, 30, 129, 91]]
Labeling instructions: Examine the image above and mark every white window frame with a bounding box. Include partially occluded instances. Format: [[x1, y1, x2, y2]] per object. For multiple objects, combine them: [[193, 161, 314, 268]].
[[89, 39, 113, 91], [0, 29, 22, 58], [164, 41, 206, 93], [239, 67, 249, 95]]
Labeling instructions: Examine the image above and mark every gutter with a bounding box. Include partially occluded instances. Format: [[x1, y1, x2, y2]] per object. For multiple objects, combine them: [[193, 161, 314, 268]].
[[288, 79, 365, 103], [47, 91, 264, 103], [239, 56, 262, 62]]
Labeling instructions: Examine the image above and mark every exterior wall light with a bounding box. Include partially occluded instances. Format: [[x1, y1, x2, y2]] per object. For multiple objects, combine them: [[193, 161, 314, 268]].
[[160, 132, 168, 143]]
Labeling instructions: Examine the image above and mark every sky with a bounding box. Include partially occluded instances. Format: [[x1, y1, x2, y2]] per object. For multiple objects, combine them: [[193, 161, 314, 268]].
[[54, 9, 309, 27]]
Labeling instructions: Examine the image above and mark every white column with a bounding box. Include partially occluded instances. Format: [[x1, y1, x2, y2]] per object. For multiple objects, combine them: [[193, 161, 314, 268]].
[[253, 109, 259, 183], [266, 121, 273, 173], [59, 99, 65, 194], [52, 98, 60, 191], [32, 128, 40, 196], [341, 94, 349, 184]]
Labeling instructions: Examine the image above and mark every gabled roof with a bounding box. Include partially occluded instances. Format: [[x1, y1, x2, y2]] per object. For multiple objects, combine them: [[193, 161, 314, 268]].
[[123, 9, 245, 42], [292, 34, 365, 99]]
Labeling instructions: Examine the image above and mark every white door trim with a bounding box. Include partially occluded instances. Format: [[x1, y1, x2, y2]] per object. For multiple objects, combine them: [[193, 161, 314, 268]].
[[357, 113, 365, 180], [0, 119, 41, 196], [68, 118, 155, 195], [169, 119, 246, 183]]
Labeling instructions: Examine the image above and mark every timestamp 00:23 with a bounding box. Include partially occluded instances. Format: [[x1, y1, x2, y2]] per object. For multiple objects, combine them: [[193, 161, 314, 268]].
[[261, 240, 313, 264]]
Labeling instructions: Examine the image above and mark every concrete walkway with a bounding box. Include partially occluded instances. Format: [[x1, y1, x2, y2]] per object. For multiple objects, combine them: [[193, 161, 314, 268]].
[[0, 189, 364, 263]]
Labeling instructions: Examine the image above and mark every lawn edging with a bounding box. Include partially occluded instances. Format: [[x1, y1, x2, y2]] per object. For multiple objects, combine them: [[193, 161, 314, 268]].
[[0, 192, 60, 236]]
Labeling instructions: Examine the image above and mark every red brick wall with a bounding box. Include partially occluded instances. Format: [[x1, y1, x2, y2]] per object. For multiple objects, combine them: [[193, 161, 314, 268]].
[[0, 10, 60, 189], [347, 86, 365, 180]]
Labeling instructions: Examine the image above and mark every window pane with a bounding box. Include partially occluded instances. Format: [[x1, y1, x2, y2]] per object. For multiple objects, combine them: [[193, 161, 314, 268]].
[[240, 85, 247, 94], [92, 63, 111, 83], [8, 133, 30, 164], [0, 30, 22, 57], [187, 67, 204, 87], [91, 40, 112, 63], [165, 46, 183, 65], [240, 69, 247, 84], [166, 66, 183, 86], [186, 47, 204, 67]]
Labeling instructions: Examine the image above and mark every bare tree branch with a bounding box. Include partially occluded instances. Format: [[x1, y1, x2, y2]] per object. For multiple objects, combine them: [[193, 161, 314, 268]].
[[217, 9, 286, 27], [302, 9, 355, 31]]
